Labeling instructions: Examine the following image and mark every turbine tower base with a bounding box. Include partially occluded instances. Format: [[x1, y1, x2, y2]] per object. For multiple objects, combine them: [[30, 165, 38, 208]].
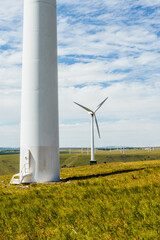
[[90, 160, 97, 165]]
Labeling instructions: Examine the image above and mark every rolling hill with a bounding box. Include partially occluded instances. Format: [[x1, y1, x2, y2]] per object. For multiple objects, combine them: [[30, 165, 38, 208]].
[[0, 149, 160, 176], [0, 160, 160, 239]]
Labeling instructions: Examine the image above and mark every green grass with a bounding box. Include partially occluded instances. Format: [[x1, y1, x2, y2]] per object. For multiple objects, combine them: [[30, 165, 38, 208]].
[[1, 149, 160, 176], [0, 154, 19, 176], [0, 160, 160, 239], [61, 149, 160, 167]]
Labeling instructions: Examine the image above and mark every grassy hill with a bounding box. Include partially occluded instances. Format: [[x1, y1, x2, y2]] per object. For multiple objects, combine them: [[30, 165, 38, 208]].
[[60, 149, 160, 167], [0, 154, 19, 176], [0, 149, 160, 176], [0, 160, 160, 239]]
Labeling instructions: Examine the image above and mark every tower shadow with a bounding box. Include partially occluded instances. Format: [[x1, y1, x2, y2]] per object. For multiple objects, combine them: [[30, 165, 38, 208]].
[[62, 167, 146, 182]]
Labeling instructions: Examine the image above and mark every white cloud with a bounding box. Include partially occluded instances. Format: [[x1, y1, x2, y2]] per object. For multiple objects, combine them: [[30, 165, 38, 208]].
[[59, 61, 112, 87], [137, 52, 160, 65], [0, 90, 21, 125], [0, 0, 23, 23], [0, 124, 20, 147], [59, 119, 160, 147], [0, 66, 21, 89], [139, 0, 160, 7], [59, 81, 160, 121]]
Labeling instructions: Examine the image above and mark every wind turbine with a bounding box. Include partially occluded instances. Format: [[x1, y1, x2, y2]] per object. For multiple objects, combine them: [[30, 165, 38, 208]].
[[74, 97, 108, 165]]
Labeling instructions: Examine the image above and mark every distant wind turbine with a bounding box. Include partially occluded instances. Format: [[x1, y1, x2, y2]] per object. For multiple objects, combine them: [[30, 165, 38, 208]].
[[74, 97, 108, 164]]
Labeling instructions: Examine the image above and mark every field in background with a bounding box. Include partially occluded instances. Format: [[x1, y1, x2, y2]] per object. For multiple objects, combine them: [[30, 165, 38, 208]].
[[60, 148, 160, 168], [0, 148, 160, 176], [0, 154, 19, 176], [0, 160, 160, 239]]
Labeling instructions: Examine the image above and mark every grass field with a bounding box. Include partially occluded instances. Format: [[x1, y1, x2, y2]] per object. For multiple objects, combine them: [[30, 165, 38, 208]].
[[60, 149, 160, 168], [0, 160, 160, 239], [0, 154, 19, 176], [0, 149, 160, 176]]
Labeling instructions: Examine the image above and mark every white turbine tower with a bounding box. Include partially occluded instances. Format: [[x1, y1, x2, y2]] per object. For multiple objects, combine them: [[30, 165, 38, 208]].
[[10, 0, 59, 184], [74, 97, 108, 165]]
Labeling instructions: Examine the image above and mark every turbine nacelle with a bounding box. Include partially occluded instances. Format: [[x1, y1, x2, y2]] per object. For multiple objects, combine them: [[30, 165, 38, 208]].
[[89, 112, 94, 115]]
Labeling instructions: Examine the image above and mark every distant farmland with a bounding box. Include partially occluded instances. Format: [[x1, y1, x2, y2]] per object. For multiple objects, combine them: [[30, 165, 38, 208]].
[[0, 148, 160, 176]]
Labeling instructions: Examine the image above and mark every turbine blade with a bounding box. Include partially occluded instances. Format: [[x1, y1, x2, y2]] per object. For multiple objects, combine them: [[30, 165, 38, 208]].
[[94, 97, 108, 113], [95, 114, 100, 138], [74, 102, 93, 113]]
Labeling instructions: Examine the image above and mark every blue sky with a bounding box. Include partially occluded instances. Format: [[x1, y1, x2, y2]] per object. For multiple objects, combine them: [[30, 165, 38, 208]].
[[0, 0, 160, 147]]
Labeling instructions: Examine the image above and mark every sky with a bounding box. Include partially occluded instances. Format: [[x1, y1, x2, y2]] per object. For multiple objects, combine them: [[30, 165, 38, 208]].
[[0, 0, 160, 148]]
